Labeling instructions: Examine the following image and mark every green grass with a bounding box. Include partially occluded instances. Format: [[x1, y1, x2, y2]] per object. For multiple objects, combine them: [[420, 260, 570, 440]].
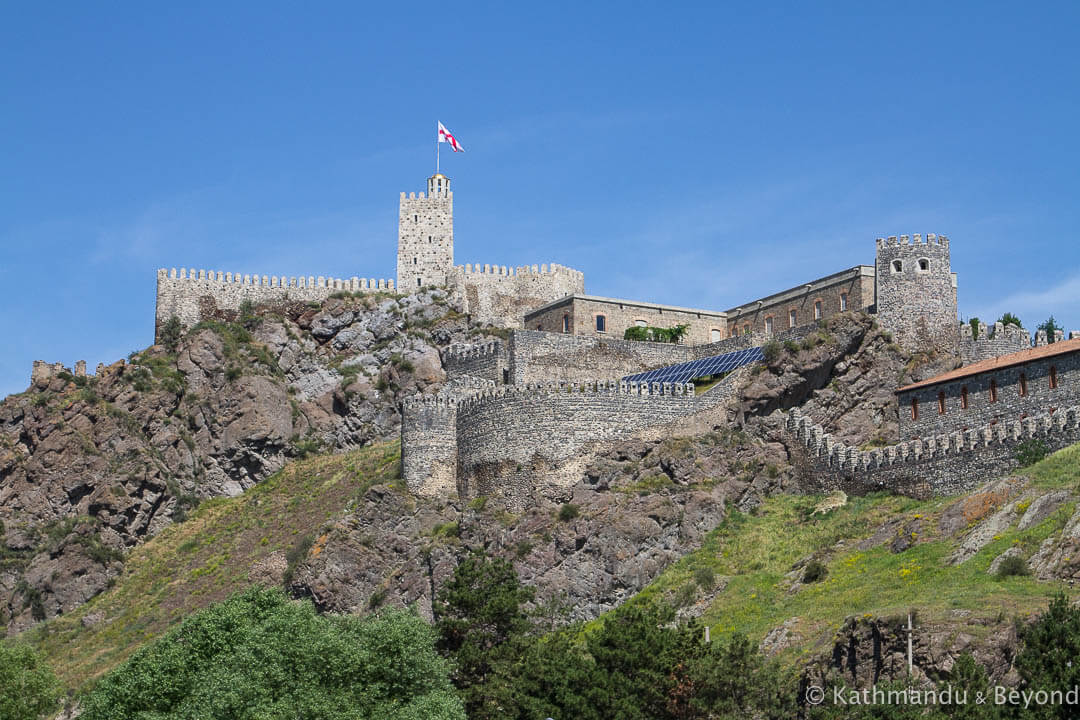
[[22, 440, 403, 695], [630, 442, 1080, 661]]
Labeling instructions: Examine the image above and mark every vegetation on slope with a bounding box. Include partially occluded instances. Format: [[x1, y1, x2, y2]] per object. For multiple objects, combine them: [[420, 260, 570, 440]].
[[18, 440, 402, 695], [630, 442, 1080, 659]]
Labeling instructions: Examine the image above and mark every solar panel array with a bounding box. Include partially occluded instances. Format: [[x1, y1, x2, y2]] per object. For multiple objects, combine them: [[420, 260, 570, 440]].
[[622, 346, 765, 385]]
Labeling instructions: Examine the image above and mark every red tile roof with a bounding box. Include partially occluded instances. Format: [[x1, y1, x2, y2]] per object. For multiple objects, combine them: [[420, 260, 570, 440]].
[[896, 337, 1080, 393]]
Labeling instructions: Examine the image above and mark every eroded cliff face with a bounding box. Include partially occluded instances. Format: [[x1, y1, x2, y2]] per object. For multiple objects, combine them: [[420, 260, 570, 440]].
[[0, 289, 489, 632]]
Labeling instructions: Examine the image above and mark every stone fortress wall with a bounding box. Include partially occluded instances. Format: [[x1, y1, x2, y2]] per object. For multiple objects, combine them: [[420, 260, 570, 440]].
[[525, 294, 727, 345], [448, 262, 585, 329], [154, 268, 396, 337], [788, 405, 1080, 498], [959, 321, 1031, 364]]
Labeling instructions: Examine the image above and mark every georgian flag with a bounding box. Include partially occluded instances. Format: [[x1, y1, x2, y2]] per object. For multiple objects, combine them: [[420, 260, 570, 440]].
[[438, 121, 464, 152]]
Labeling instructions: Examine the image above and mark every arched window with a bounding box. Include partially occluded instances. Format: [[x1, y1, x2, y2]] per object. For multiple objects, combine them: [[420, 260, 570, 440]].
[[989, 378, 998, 403], [635, 319, 647, 327], [562, 315, 570, 333], [1019, 373, 1028, 397], [536, 324, 542, 330], [840, 292, 848, 311], [765, 316, 774, 335], [595, 315, 606, 333], [938, 391, 946, 415], [1050, 366, 1058, 389], [814, 300, 823, 321], [892, 259, 903, 273], [710, 328, 723, 342], [918, 258, 930, 272], [911, 397, 919, 421], [961, 386, 969, 410]]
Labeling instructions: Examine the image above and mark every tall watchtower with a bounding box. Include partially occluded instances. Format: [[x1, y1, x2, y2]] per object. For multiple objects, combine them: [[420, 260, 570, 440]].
[[398, 174, 454, 292], [875, 233, 959, 352]]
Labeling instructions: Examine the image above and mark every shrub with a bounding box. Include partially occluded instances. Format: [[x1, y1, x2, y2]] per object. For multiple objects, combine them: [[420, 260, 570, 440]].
[[761, 341, 782, 363], [802, 559, 828, 584], [1014, 438, 1050, 466], [693, 565, 716, 590], [159, 315, 183, 351], [557, 503, 580, 522], [783, 339, 801, 354], [968, 316, 981, 340], [996, 555, 1030, 578], [282, 534, 314, 588]]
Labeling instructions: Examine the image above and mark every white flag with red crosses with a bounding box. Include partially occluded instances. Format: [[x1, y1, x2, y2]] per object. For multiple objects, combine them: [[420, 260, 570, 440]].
[[438, 122, 464, 152]]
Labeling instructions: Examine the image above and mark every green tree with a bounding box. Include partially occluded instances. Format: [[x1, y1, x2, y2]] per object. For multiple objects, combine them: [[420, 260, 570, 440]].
[[998, 312, 1022, 329], [435, 550, 535, 720], [159, 315, 183, 352], [940, 652, 1001, 719], [968, 317, 981, 340], [0, 642, 61, 720], [80, 587, 463, 720], [1038, 316, 1062, 343], [1012, 592, 1080, 719]]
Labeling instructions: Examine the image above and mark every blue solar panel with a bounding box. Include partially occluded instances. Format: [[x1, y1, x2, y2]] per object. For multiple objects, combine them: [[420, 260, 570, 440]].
[[622, 346, 765, 385]]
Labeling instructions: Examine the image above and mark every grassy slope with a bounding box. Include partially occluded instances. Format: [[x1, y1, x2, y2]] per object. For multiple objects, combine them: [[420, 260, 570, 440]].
[[631, 442, 1080, 661], [22, 440, 402, 694]]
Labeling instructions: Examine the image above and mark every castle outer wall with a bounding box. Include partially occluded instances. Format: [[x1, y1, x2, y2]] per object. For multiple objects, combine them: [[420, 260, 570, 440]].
[[725, 266, 875, 337], [155, 268, 396, 336], [449, 263, 585, 329], [524, 294, 728, 345]]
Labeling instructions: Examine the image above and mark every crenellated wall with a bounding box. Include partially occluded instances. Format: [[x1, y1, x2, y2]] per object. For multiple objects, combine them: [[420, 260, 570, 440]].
[[787, 405, 1080, 497], [154, 268, 397, 337], [506, 330, 696, 384], [960, 321, 1031, 364], [443, 340, 509, 385], [448, 262, 585, 328]]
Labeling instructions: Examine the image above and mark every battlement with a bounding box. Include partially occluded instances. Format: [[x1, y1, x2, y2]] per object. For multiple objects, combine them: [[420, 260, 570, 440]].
[[400, 394, 460, 412], [786, 405, 1080, 496], [455, 379, 695, 412], [456, 262, 585, 283], [875, 233, 950, 250], [400, 190, 452, 201], [959, 321, 1031, 363], [444, 340, 504, 362], [157, 268, 395, 292]]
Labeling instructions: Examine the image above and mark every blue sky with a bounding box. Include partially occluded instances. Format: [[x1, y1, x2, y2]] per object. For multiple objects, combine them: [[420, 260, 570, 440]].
[[3, 2, 1079, 397]]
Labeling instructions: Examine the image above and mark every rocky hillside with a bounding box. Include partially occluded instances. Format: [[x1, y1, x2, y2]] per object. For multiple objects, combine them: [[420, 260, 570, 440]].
[[0, 289, 494, 633]]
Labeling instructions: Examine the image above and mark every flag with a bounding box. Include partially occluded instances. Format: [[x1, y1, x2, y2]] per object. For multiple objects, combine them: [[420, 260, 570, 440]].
[[438, 121, 464, 152]]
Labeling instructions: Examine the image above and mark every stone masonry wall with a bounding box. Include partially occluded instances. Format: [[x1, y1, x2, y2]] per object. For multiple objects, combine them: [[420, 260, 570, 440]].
[[897, 345, 1080, 438], [526, 296, 727, 345], [725, 266, 875, 336], [155, 268, 396, 337], [959, 321, 1031, 365], [444, 340, 509, 385], [448, 262, 584, 328], [506, 330, 696, 384], [788, 405, 1080, 498], [874, 234, 959, 353], [453, 380, 733, 507]]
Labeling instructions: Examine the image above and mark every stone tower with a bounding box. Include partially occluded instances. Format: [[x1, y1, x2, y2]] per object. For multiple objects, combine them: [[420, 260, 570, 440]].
[[397, 174, 454, 292], [875, 233, 959, 352]]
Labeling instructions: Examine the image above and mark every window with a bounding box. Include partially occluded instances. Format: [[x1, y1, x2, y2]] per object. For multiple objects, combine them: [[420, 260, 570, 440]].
[[428, 235, 432, 243], [938, 391, 946, 415], [562, 315, 570, 333], [918, 258, 930, 272], [840, 292, 848, 311], [595, 315, 606, 332], [961, 386, 969, 409], [413, 257, 417, 265], [635, 319, 647, 327], [765, 316, 774, 335], [710, 328, 723, 342], [417, 277, 422, 287], [414, 214, 418, 222], [911, 397, 919, 421], [1019, 373, 1028, 397], [989, 378, 998, 403], [789, 309, 797, 328], [814, 300, 823, 321], [1050, 366, 1058, 389], [536, 324, 542, 330]]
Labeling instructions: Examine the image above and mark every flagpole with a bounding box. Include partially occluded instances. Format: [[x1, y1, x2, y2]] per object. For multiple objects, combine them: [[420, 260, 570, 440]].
[[436, 123, 440, 175]]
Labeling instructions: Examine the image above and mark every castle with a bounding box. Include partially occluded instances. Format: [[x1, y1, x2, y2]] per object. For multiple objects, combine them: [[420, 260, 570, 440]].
[[39, 171, 1073, 507]]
